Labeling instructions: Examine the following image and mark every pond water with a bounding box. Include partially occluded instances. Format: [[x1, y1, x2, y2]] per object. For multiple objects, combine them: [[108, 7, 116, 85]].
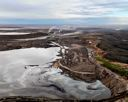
[[0, 47, 111, 100], [0, 32, 30, 35], [16, 36, 48, 41], [0, 28, 21, 31]]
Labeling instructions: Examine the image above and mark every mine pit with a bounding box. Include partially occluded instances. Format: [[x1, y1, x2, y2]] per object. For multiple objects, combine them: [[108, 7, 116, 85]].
[[0, 29, 127, 101], [0, 45, 111, 100]]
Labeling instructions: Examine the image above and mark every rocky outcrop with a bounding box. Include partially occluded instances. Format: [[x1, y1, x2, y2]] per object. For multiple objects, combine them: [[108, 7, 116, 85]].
[[59, 44, 97, 82], [58, 43, 128, 98], [59, 61, 96, 82], [96, 64, 128, 96]]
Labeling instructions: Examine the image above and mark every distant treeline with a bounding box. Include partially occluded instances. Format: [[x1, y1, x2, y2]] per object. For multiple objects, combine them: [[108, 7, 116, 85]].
[[97, 30, 128, 63]]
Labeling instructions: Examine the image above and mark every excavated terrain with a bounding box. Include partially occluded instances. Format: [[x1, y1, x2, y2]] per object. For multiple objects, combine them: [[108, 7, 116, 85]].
[[0, 29, 128, 101]]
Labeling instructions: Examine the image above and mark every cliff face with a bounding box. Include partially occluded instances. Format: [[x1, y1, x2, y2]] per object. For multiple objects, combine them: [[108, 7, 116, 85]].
[[59, 44, 128, 98], [59, 45, 97, 82], [96, 64, 128, 96]]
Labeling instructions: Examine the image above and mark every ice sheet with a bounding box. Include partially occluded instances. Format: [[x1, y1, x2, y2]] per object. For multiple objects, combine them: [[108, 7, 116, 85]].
[[0, 47, 111, 100]]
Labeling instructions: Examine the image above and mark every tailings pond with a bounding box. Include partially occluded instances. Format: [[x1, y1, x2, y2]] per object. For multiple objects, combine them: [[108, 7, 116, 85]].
[[0, 47, 111, 100]]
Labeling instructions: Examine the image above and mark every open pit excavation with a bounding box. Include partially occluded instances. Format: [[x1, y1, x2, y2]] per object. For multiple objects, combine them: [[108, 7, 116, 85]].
[[0, 0, 128, 102], [0, 27, 128, 102], [0, 45, 111, 101]]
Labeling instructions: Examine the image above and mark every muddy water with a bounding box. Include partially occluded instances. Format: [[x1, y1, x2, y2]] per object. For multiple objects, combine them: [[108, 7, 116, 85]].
[[0, 47, 111, 100]]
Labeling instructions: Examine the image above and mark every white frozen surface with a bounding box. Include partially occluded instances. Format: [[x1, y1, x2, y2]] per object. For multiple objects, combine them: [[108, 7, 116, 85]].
[[19, 66, 111, 100], [0, 47, 111, 100], [0, 47, 60, 82], [0, 32, 30, 35], [0, 28, 21, 30]]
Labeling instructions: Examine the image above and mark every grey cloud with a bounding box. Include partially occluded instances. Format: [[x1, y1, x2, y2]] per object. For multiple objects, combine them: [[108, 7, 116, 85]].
[[65, 0, 128, 17], [0, 0, 128, 19]]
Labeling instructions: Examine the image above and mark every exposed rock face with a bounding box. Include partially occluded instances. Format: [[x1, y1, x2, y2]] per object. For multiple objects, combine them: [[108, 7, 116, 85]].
[[96, 64, 128, 96], [59, 44, 97, 82], [59, 43, 128, 98]]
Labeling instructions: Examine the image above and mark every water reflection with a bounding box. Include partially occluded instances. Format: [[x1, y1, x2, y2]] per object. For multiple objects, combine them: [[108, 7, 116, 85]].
[[0, 32, 30, 35], [0, 47, 60, 82], [0, 47, 111, 100]]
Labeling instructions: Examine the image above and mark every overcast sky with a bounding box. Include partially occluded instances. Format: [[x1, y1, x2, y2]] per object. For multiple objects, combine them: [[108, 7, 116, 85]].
[[0, 0, 128, 25]]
